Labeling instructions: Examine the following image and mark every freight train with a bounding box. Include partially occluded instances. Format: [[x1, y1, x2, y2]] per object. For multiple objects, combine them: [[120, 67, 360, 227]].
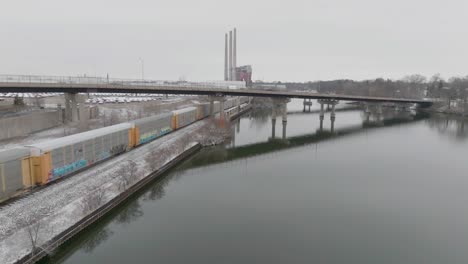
[[0, 97, 249, 202]]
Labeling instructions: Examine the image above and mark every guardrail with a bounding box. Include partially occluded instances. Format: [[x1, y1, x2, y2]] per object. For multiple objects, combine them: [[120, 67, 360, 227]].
[[0, 74, 240, 90]]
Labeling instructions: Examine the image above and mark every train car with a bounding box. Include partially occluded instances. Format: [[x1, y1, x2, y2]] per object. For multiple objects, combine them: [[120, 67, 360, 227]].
[[171, 107, 198, 130], [27, 123, 133, 184], [132, 113, 173, 146], [196, 103, 211, 120], [0, 148, 32, 202], [225, 105, 239, 118]]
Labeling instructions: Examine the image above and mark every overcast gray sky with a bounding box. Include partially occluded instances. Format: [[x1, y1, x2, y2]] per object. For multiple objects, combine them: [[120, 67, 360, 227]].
[[1, 0, 467, 82]]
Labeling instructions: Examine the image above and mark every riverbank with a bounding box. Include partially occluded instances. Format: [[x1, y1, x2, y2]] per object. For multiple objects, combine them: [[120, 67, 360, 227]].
[[0, 102, 252, 264]]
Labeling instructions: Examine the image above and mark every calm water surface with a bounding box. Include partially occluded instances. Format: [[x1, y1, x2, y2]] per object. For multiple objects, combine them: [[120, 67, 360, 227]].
[[42, 99, 468, 264]]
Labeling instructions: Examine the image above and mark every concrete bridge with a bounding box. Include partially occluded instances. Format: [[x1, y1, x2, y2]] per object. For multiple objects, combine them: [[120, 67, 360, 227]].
[[0, 75, 432, 106]]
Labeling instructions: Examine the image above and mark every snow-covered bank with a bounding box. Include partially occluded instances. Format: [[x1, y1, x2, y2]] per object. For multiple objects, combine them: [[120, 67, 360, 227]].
[[0, 121, 208, 264]]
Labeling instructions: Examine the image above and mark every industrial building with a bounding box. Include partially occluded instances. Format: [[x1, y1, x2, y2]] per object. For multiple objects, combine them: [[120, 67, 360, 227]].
[[224, 28, 253, 87]]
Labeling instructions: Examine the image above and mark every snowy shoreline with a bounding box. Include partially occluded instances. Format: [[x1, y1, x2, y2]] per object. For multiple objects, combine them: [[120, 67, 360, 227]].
[[0, 121, 207, 264]]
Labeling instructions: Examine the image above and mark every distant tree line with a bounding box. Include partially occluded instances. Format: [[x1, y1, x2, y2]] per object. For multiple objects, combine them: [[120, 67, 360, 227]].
[[283, 74, 468, 104]]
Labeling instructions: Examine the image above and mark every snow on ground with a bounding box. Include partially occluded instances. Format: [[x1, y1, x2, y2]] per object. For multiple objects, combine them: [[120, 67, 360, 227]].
[[0, 121, 207, 264]]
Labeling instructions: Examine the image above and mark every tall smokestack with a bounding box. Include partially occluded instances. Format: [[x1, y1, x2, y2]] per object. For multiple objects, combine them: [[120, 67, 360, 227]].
[[229, 30, 233, 81], [224, 33, 228, 81], [233, 28, 237, 81]]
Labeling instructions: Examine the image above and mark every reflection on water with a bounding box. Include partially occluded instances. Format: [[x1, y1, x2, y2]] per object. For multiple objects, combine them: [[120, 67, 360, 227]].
[[42, 99, 468, 264], [426, 114, 468, 140], [81, 228, 113, 254]]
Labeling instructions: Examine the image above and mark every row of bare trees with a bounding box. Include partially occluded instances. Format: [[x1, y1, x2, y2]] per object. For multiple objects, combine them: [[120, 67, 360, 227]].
[[287, 74, 468, 103]]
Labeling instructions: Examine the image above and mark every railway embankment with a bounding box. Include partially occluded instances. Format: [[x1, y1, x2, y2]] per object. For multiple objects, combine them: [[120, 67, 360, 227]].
[[0, 103, 251, 264]]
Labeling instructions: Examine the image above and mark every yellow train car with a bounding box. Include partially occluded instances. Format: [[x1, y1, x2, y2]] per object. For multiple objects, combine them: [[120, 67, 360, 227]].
[[171, 107, 198, 130], [0, 148, 33, 202]]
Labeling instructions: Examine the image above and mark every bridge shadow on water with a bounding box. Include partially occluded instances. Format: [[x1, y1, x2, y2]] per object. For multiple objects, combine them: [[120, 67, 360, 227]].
[[176, 111, 431, 171]]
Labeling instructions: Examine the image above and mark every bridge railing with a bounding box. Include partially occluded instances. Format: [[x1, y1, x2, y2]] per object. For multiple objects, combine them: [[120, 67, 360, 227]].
[[0, 74, 238, 90]]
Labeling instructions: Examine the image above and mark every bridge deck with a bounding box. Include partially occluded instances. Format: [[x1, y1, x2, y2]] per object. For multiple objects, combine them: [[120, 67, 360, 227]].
[[0, 75, 431, 106]]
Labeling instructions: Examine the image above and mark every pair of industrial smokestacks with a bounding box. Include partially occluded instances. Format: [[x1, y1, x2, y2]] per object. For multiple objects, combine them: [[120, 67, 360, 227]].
[[224, 28, 237, 81]]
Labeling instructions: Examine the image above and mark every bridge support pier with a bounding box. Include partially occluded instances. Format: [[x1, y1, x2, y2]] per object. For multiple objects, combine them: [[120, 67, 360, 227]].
[[318, 99, 338, 132], [364, 104, 371, 122], [282, 102, 288, 139], [319, 103, 324, 130], [271, 98, 290, 139], [64, 93, 85, 123], [303, 98, 312, 112], [271, 107, 276, 139], [376, 104, 383, 121], [330, 103, 336, 133], [209, 97, 214, 117], [219, 97, 226, 125]]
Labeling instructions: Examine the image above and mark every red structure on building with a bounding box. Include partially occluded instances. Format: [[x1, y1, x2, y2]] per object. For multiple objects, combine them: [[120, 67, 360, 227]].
[[236, 65, 253, 87]]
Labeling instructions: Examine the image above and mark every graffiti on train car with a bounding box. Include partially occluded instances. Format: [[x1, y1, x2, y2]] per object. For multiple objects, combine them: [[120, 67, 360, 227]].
[[51, 159, 88, 179], [139, 128, 172, 144], [140, 132, 158, 144], [160, 127, 172, 135]]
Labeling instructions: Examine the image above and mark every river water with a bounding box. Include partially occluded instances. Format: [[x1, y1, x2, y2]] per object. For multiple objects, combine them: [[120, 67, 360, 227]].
[[41, 99, 468, 264]]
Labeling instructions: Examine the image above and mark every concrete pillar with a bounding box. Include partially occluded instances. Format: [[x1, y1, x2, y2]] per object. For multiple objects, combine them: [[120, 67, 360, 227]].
[[282, 103, 287, 139], [57, 104, 64, 124], [237, 117, 240, 133], [220, 99, 225, 121], [319, 102, 325, 130], [308, 99, 312, 112], [376, 104, 383, 121], [209, 98, 214, 117], [330, 103, 336, 133], [377, 104, 383, 115], [303, 99, 306, 112], [64, 93, 76, 123], [64, 93, 86, 123], [271, 107, 276, 139]]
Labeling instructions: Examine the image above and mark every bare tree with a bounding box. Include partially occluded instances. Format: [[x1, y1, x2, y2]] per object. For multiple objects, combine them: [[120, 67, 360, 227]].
[[80, 187, 106, 215], [144, 148, 168, 172], [116, 160, 140, 191], [14, 205, 54, 259]]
